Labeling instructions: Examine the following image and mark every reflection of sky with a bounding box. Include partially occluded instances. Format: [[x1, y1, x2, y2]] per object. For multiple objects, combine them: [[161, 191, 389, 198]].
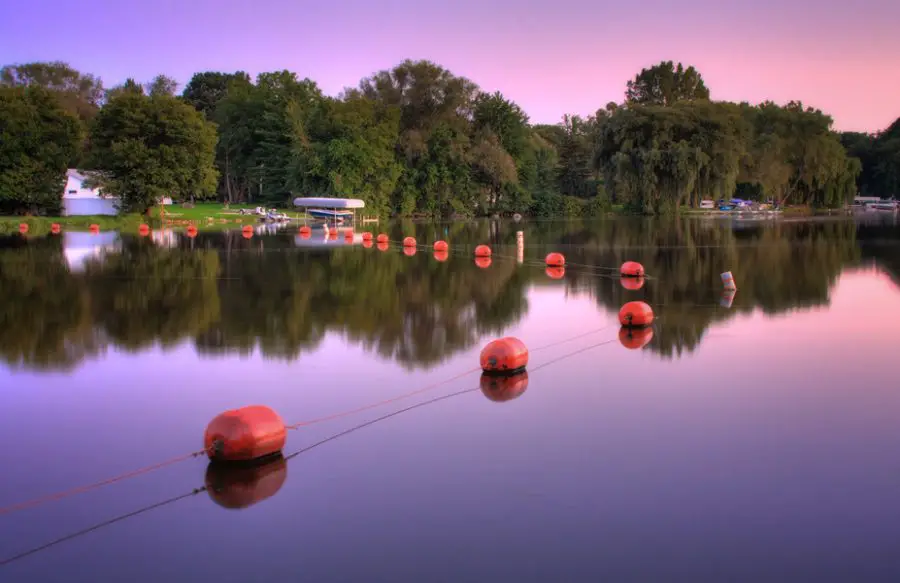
[[61, 231, 120, 272], [1, 268, 900, 581]]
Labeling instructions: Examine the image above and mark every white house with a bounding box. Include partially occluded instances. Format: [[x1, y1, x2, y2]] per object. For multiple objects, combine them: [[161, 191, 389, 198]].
[[62, 169, 118, 216]]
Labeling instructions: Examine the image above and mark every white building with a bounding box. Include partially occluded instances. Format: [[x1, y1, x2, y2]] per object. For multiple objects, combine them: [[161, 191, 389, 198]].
[[62, 169, 118, 216]]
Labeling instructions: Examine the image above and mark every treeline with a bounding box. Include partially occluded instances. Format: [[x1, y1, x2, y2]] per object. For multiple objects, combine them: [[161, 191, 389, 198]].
[[1, 60, 897, 216]]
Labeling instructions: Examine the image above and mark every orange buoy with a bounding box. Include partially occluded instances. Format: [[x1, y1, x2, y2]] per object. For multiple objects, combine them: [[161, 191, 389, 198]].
[[242, 228, 253, 239], [362, 232, 373, 241], [433, 250, 449, 262], [474, 244, 492, 257], [205, 455, 287, 510], [403, 246, 417, 256], [50, 223, 61, 235], [621, 276, 645, 291], [618, 327, 654, 350], [204, 405, 286, 462], [402, 236, 416, 247], [299, 225, 312, 236], [138, 224, 150, 236], [89, 224, 100, 234], [18, 223, 29, 234], [186, 225, 198, 238], [362, 239, 373, 249], [480, 371, 529, 402], [620, 261, 645, 277], [344, 230, 354, 241], [376, 233, 389, 244], [475, 256, 492, 269], [377, 241, 389, 252], [344, 228, 354, 236], [480, 337, 529, 375], [329, 228, 339, 237], [328, 231, 338, 241], [433, 240, 448, 252], [545, 266, 565, 280], [545, 252, 565, 267], [619, 301, 654, 328]]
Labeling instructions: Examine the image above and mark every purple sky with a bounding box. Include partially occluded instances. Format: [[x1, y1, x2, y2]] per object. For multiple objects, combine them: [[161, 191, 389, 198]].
[[2, 0, 898, 132]]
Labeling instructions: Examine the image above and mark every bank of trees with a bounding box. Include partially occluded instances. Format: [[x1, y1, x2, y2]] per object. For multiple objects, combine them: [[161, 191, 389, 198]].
[[1, 59, 895, 216]]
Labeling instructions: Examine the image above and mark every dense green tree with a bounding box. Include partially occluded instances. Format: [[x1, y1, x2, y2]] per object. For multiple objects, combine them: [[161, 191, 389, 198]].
[[843, 118, 900, 197], [182, 71, 251, 119], [625, 61, 710, 106], [0, 61, 104, 123], [145, 74, 179, 97], [88, 85, 218, 213], [0, 86, 82, 215]]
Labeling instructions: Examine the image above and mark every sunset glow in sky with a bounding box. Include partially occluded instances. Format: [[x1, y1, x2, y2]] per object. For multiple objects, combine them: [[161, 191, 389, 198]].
[[2, 0, 898, 132]]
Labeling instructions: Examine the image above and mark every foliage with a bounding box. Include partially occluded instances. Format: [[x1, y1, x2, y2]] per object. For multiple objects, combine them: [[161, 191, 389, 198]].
[[626, 61, 710, 106], [0, 61, 104, 123], [0, 86, 82, 215], [89, 84, 218, 214], [841, 117, 900, 197]]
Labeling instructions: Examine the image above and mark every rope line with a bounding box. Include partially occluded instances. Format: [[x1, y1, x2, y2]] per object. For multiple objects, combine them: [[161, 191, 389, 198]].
[[0, 330, 622, 568]]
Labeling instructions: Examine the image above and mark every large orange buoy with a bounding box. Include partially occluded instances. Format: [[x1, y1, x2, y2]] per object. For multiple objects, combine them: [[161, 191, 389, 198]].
[[480, 371, 529, 402], [50, 223, 61, 235], [618, 326, 654, 350], [545, 266, 565, 280], [377, 241, 389, 252], [205, 455, 287, 510], [186, 225, 198, 238], [138, 224, 150, 236], [620, 261, 645, 277], [89, 224, 100, 234], [621, 276, 645, 291], [362, 239, 373, 249], [618, 301, 654, 328], [18, 223, 29, 234], [329, 227, 339, 237], [362, 232, 373, 241], [204, 405, 287, 462], [376, 233, 389, 244], [545, 252, 565, 267], [433, 240, 448, 252], [402, 236, 416, 247], [299, 225, 312, 237], [433, 250, 449, 262], [480, 337, 529, 375], [474, 244, 492, 257], [344, 230, 354, 241], [475, 256, 492, 269], [328, 231, 338, 241], [403, 246, 417, 256], [242, 227, 254, 239]]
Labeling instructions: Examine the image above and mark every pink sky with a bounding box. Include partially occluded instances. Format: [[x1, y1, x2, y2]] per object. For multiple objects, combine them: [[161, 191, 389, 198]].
[[2, 0, 898, 131]]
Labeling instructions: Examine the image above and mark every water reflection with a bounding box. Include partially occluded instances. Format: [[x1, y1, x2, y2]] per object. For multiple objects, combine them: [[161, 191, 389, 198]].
[[0, 218, 897, 372]]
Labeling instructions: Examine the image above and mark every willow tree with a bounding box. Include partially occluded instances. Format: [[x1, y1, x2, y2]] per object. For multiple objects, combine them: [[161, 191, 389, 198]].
[[625, 61, 710, 106], [596, 102, 747, 213]]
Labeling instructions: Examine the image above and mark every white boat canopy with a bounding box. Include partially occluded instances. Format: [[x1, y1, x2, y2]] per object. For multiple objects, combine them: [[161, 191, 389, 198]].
[[293, 197, 365, 209]]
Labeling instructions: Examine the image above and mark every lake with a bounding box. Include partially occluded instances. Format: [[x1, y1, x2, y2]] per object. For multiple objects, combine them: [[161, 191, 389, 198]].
[[1, 215, 900, 582]]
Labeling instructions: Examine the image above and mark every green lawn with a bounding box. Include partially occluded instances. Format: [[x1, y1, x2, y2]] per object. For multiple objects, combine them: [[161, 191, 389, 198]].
[[0, 203, 308, 235]]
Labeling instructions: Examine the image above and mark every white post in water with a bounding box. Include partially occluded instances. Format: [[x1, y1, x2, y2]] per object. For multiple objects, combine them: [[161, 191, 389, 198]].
[[721, 271, 737, 291], [516, 231, 524, 264], [720, 289, 736, 308]]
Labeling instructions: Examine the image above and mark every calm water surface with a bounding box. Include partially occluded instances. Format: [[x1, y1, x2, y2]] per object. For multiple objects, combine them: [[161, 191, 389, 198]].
[[1, 216, 900, 582]]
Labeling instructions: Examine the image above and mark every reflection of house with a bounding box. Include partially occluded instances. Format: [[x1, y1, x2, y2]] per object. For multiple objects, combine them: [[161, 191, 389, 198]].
[[62, 169, 173, 215], [63, 231, 121, 272], [63, 169, 118, 216]]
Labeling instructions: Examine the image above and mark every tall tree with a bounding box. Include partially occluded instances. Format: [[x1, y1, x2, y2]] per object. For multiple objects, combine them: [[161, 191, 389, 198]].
[[625, 61, 710, 106], [89, 86, 218, 214], [145, 74, 179, 97], [0, 61, 104, 123], [182, 71, 252, 119], [0, 86, 82, 215]]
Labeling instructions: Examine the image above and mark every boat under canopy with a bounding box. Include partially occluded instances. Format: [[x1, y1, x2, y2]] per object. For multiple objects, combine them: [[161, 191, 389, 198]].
[[293, 197, 365, 209]]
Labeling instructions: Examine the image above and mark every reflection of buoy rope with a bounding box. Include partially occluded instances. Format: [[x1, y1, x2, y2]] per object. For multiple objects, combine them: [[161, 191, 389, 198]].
[[0, 332, 621, 569], [0, 451, 206, 516], [0, 488, 206, 568], [0, 323, 615, 518]]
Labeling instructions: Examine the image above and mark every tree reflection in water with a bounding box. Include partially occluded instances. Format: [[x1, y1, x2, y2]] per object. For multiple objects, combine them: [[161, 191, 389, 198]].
[[0, 217, 896, 372]]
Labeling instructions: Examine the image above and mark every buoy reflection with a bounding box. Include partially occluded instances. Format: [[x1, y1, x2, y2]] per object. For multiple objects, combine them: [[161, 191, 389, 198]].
[[618, 326, 654, 350], [480, 371, 529, 402], [205, 455, 288, 510]]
